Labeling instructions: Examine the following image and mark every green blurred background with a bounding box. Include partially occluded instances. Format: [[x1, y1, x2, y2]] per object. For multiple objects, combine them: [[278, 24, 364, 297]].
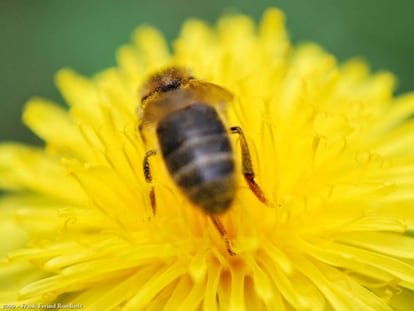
[[1, 0, 414, 145]]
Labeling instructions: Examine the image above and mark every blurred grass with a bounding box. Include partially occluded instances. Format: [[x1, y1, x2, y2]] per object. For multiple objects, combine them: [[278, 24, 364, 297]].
[[1, 0, 414, 145]]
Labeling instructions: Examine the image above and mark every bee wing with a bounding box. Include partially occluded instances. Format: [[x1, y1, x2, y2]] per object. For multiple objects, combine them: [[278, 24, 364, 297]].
[[187, 80, 233, 106]]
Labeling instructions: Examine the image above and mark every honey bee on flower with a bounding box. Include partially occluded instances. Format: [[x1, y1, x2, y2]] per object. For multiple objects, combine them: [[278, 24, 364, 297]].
[[138, 66, 269, 255]]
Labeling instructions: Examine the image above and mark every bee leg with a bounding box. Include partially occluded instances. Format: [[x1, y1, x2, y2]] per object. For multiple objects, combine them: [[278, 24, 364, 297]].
[[210, 216, 235, 256], [143, 149, 157, 215], [230, 126, 268, 205]]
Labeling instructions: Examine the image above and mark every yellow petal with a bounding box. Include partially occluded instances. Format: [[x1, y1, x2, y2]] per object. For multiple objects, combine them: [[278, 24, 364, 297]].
[[23, 98, 91, 159], [133, 26, 171, 72], [0, 144, 87, 204]]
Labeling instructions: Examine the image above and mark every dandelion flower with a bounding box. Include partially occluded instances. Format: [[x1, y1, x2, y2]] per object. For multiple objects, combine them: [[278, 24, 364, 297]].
[[2, 7, 414, 310]]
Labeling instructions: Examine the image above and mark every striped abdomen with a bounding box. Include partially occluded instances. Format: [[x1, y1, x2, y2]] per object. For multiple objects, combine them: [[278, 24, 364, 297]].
[[156, 103, 236, 214]]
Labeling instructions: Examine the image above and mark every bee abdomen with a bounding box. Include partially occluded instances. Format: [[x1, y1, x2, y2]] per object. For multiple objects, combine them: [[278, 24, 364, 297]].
[[156, 103, 236, 214], [172, 151, 233, 187]]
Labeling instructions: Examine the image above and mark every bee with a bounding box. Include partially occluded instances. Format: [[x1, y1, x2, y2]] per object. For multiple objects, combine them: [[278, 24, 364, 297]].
[[139, 67, 268, 255]]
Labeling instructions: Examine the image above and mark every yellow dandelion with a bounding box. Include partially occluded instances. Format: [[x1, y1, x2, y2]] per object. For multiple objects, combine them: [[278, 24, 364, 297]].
[[2, 7, 414, 310]]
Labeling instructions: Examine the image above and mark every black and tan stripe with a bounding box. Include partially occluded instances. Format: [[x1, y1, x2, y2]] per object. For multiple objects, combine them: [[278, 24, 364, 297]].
[[156, 103, 236, 214]]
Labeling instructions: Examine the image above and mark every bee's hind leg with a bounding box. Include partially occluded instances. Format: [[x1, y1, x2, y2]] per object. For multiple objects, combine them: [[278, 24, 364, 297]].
[[210, 216, 235, 256], [230, 126, 269, 205]]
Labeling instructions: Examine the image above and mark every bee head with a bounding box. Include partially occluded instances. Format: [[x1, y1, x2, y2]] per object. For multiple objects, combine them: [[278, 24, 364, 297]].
[[140, 67, 194, 107]]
